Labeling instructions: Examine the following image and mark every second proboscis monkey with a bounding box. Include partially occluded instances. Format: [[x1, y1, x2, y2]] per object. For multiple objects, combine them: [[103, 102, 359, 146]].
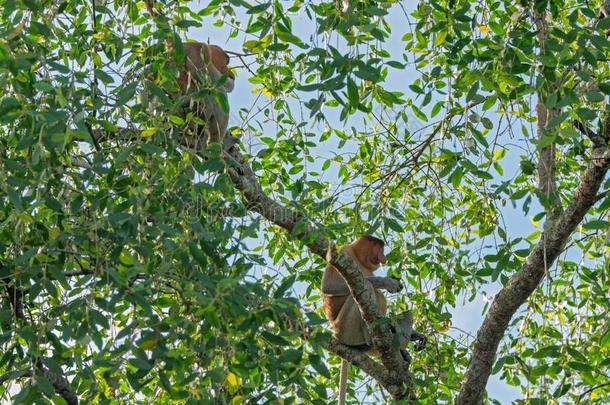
[[322, 235, 426, 404], [177, 42, 235, 150], [144, 0, 234, 150]]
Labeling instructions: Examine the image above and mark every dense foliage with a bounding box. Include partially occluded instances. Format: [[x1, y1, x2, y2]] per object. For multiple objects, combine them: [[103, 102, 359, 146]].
[[1, 0, 609, 403]]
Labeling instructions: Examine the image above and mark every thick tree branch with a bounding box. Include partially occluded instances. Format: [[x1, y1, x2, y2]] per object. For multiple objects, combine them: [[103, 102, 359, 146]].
[[1, 264, 79, 404], [456, 15, 610, 398], [456, 146, 610, 404], [0, 366, 77, 404], [0, 368, 31, 384], [40, 366, 78, 405]]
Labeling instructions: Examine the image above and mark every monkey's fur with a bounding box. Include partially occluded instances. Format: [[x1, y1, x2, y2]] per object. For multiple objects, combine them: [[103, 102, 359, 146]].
[[175, 42, 235, 150], [322, 236, 399, 346]]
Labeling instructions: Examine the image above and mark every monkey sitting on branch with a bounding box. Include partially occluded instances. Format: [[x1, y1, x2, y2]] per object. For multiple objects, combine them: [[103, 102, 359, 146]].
[[172, 41, 235, 152], [143, 0, 235, 153], [322, 235, 426, 404]]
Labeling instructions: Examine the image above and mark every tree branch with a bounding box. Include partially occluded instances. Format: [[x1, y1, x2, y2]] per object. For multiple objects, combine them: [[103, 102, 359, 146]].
[[93, 128, 412, 398], [40, 366, 78, 405], [0, 367, 78, 404], [456, 146, 610, 404], [577, 382, 610, 404], [595, 189, 610, 203], [534, 8, 561, 217], [321, 337, 410, 399], [0, 368, 31, 384], [4, 282, 26, 320]]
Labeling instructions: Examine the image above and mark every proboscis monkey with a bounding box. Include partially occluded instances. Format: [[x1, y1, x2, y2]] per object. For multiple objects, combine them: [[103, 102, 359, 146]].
[[322, 235, 426, 404], [144, 0, 235, 150], [177, 42, 235, 150]]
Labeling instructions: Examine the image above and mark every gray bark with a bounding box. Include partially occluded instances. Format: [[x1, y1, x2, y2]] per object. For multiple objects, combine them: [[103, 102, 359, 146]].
[[455, 8, 610, 403], [455, 146, 610, 404]]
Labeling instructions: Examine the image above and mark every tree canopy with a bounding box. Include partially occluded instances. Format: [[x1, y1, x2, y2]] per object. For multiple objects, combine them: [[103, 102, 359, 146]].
[[1, 0, 610, 404]]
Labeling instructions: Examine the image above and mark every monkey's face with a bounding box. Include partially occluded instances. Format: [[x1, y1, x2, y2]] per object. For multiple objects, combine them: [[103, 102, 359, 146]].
[[209, 45, 235, 80], [370, 243, 386, 267]]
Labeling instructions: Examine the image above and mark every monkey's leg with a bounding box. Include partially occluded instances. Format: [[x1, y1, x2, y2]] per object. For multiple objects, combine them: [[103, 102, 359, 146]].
[[396, 311, 414, 337], [206, 119, 223, 146], [333, 295, 371, 347], [396, 311, 414, 362]]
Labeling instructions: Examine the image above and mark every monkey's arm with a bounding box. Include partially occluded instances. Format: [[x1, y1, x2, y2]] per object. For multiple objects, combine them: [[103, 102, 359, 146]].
[[322, 274, 402, 295], [366, 276, 403, 293], [322, 275, 402, 295]]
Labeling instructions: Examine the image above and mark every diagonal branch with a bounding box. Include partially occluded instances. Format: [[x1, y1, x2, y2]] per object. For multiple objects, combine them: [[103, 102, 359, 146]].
[[40, 366, 79, 405], [1, 266, 79, 404], [0, 366, 78, 405], [572, 119, 606, 147], [0, 368, 31, 384], [455, 145, 610, 404]]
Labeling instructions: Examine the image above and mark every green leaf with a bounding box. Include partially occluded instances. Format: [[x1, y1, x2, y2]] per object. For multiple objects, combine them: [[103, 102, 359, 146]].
[[7, 187, 23, 210], [261, 332, 290, 346], [346, 78, 358, 109], [34, 81, 53, 93], [434, 30, 448, 46], [567, 361, 592, 372], [471, 129, 489, 147], [95, 69, 115, 84], [36, 375, 56, 397], [116, 82, 138, 106], [411, 104, 427, 122], [214, 92, 230, 114], [129, 357, 153, 371], [309, 354, 331, 378], [582, 220, 609, 230], [575, 107, 597, 122], [586, 91, 605, 103], [537, 134, 556, 149]]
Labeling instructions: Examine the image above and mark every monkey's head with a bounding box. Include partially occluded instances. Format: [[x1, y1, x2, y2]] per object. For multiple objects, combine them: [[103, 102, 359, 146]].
[[351, 235, 386, 271], [207, 44, 235, 80]]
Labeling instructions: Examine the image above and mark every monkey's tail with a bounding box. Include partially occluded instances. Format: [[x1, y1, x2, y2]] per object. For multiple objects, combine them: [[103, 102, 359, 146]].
[[338, 359, 348, 405]]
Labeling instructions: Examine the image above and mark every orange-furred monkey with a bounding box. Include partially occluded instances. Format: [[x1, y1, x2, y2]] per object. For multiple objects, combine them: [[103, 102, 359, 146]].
[[143, 0, 235, 150], [322, 235, 426, 404], [177, 42, 235, 150]]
